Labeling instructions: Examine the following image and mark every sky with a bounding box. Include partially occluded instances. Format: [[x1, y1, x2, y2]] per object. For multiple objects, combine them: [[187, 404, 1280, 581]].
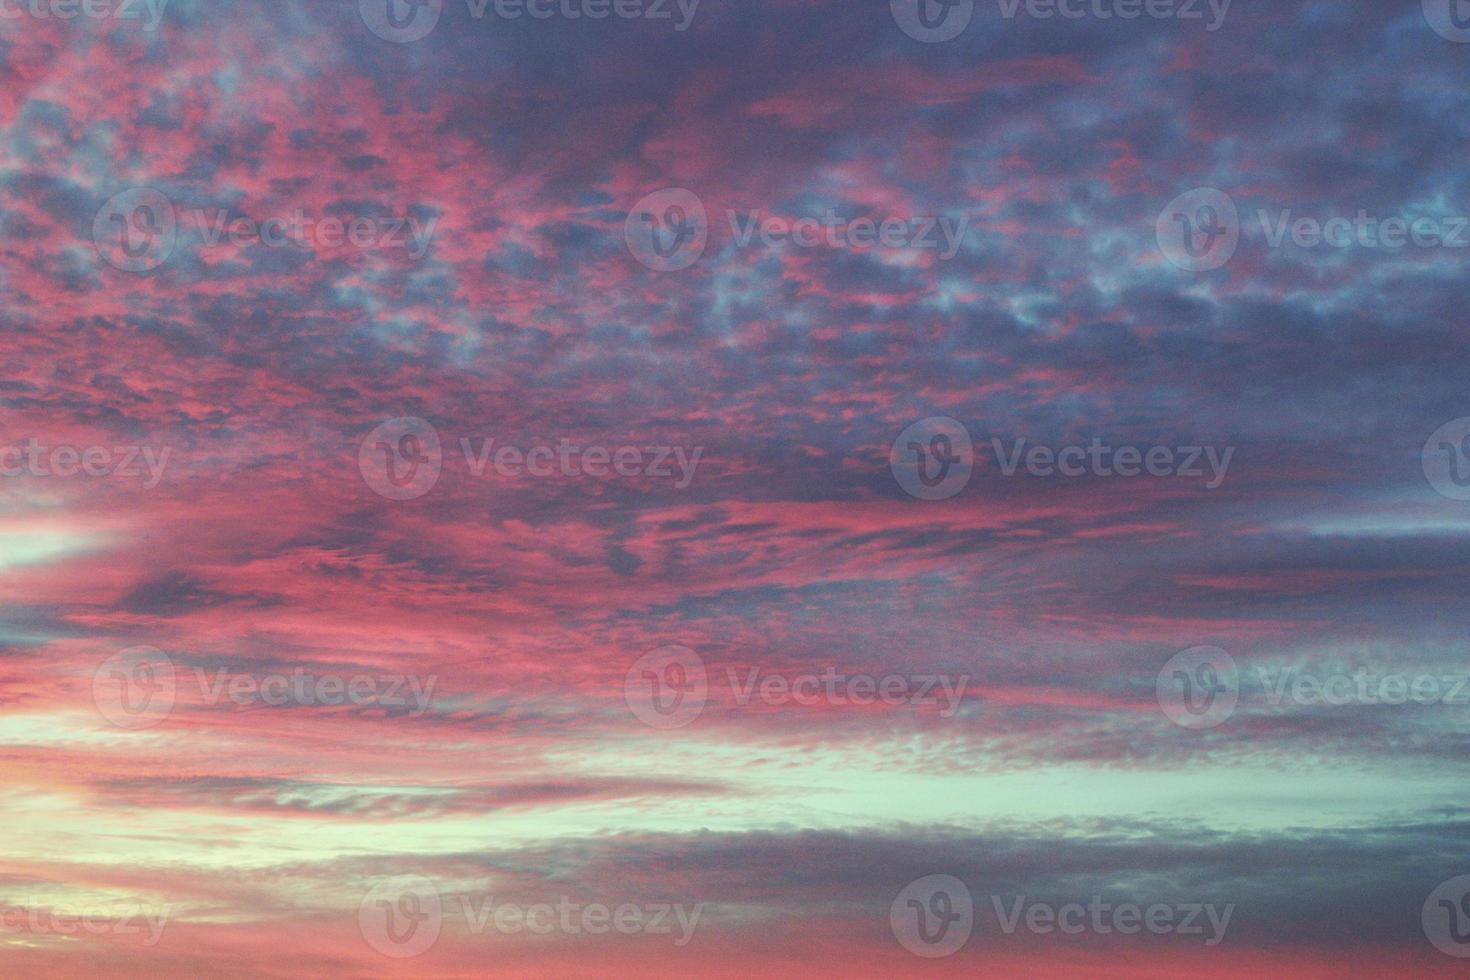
[[3, 0, 1470, 976]]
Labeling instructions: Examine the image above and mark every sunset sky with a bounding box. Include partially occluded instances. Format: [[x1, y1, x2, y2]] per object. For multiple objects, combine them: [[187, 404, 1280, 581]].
[[3, 0, 1470, 976]]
